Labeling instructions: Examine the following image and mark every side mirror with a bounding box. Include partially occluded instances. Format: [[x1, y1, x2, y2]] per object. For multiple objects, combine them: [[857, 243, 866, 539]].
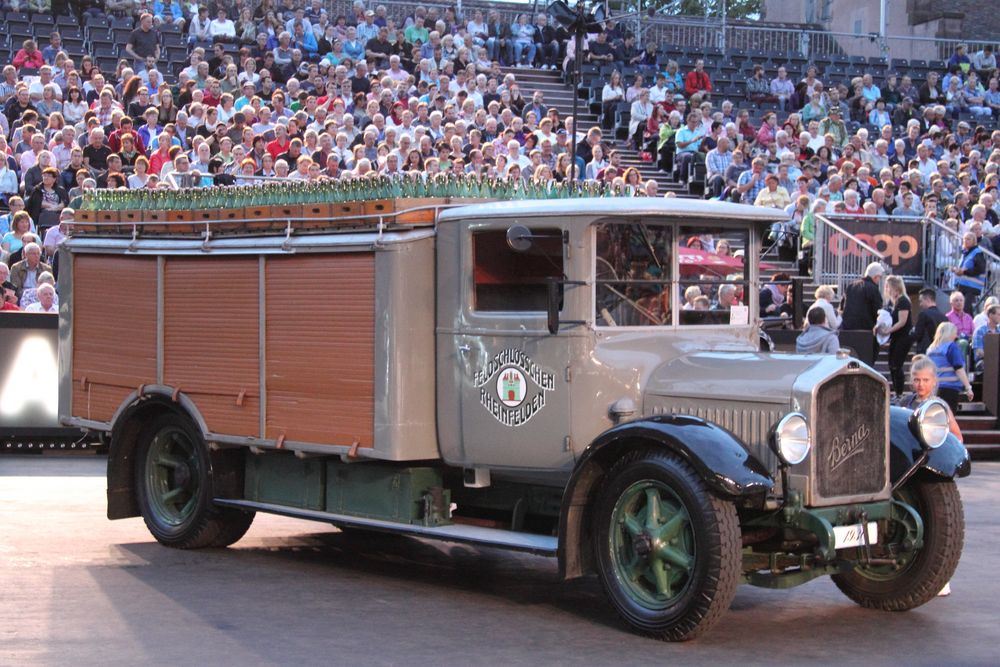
[[506, 224, 534, 252]]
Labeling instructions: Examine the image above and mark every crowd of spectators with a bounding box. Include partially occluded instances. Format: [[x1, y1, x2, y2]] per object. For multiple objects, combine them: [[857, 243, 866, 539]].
[[0, 2, 998, 319]]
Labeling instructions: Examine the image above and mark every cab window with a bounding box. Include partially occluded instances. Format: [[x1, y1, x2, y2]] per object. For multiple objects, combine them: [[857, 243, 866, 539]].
[[595, 221, 673, 326], [473, 228, 563, 311], [677, 226, 750, 326]]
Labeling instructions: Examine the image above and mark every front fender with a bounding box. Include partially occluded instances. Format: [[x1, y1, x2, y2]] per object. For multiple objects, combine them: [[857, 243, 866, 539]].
[[889, 406, 971, 482], [558, 415, 773, 579], [582, 415, 775, 497]]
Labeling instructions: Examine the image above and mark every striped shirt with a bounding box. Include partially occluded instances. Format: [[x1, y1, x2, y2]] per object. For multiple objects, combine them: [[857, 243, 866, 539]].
[[705, 148, 732, 179]]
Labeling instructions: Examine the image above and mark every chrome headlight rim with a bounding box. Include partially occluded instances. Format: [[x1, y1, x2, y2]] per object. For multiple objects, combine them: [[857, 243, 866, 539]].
[[912, 398, 950, 450], [771, 412, 811, 466]]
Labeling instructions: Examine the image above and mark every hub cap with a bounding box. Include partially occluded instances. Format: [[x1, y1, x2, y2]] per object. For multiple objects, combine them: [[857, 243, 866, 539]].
[[144, 427, 202, 527], [609, 480, 695, 609]]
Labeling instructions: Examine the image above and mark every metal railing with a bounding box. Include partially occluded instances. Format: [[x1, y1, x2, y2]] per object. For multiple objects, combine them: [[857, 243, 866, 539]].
[[925, 217, 1000, 307], [814, 213, 887, 294]]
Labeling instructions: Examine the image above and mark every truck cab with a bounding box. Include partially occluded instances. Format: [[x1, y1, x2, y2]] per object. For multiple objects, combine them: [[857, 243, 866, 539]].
[[435, 198, 771, 475]]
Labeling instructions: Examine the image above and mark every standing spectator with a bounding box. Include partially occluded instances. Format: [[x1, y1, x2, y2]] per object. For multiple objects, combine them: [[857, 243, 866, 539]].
[[952, 231, 986, 313], [126, 14, 162, 71], [883, 275, 913, 395], [926, 322, 975, 410], [912, 288, 948, 354], [841, 259, 885, 366]]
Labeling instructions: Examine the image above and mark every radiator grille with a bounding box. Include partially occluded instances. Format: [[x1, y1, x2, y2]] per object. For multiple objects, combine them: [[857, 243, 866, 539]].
[[813, 374, 887, 500]]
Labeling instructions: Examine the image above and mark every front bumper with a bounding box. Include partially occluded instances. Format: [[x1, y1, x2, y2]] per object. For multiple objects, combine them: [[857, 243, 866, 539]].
[[743, 493, 925, 589]]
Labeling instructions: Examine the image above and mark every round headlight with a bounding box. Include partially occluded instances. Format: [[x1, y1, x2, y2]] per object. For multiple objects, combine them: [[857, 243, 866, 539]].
[[772, 413, 811, 465], [914, 399, 949, 449]]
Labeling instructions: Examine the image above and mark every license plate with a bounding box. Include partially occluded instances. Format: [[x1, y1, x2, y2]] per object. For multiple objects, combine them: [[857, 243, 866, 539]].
[[833, 522, 878, 550]]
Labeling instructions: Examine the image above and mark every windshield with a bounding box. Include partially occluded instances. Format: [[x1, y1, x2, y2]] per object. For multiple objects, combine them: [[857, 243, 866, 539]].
[[595, 221, 751, 327]]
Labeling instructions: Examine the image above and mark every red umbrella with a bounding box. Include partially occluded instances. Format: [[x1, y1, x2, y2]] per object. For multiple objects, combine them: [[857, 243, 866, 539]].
[[677, 246, 745, 277]]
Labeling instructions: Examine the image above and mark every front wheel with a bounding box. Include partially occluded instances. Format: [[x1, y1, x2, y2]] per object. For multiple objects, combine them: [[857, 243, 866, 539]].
[[832, 477, 964, 610], [135, 413, 255, 549], [593, 450, 741, 641]]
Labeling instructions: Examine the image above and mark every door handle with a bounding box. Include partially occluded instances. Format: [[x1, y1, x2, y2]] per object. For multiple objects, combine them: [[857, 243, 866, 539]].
[[458, 345, 471, 355]]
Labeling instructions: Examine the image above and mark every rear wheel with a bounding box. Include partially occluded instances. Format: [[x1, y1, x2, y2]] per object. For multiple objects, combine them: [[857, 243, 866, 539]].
[[135, 413, 254, 549], [832, 477, 964, 610], [593, 450, 740, 641]]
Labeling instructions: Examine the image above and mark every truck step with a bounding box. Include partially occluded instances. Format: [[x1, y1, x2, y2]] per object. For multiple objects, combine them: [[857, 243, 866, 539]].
[[214, 498, 559, 556]]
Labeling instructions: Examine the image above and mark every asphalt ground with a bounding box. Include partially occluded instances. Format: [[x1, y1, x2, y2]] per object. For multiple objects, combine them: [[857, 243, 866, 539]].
[[2, 455, 998, 666]]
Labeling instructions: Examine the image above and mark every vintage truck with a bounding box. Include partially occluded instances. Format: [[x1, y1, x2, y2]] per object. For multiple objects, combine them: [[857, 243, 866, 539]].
[[60, 195, 970, 640]]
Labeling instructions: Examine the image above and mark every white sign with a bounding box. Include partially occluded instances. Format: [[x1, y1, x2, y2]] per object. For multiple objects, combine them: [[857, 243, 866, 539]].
[[473, 348, 555, 427], [729, 304, 749, 326]]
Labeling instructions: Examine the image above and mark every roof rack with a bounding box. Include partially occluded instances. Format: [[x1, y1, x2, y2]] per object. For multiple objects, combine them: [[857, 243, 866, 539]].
[[70, 197, 488, 240]]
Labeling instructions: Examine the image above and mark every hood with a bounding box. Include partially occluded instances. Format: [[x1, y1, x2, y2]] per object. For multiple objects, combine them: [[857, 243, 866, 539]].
[[645, 351, 827, 405]]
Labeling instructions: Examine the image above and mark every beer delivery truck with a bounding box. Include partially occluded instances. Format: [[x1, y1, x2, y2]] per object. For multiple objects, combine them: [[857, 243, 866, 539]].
[[60, 193, 969, 640]]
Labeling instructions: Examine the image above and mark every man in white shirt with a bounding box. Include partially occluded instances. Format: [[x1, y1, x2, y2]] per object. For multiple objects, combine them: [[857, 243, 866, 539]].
[[24, 282, 57, 313], [649, 73, 670, 105], [208, 8, 236, 41]]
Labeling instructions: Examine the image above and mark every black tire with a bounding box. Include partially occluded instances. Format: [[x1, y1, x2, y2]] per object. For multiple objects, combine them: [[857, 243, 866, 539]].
[[593, 449, 740, 641], [134, 413, 255, 549], [832, 477, 964, 610]]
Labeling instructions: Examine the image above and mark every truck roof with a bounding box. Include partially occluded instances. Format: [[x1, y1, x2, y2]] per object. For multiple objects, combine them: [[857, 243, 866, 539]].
[[438, 197, 790, 224]]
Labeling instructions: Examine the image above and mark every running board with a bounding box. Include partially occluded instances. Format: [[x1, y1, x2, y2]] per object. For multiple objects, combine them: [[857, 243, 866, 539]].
[[214, 498, 559, 556]]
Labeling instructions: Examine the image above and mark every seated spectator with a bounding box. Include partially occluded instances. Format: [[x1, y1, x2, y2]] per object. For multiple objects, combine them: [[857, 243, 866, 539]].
[[946, 290, 975, 339], [684, 59, 712, 99], [760, 272, 793, 318], [971, 304, 1000, 366], [754, 173, 791, 209], [13, 40, 45, 73], [746, 65, 771, 103], [9, 241, 51, 302], [1, 280, 19, 311], [796, 307, 841, 354], [1, 211, 34, 262]]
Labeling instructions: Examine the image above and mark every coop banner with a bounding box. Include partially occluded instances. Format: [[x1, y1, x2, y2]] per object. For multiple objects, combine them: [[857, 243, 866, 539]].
[[824, 218, 924, 278]]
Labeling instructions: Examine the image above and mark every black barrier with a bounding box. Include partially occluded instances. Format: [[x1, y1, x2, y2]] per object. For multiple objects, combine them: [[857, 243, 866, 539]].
[[0, 313, 84, 446], [824, 217, 924, 279], [984, 333, 999, 418]]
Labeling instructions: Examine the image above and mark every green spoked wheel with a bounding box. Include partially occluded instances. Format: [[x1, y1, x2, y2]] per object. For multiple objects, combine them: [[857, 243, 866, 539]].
[[143, 425, 202, 528], [135, 414, 255, 549], [594, 450, 740, 641], [609, 481, 696, 609], [832, 478, 964, 610]]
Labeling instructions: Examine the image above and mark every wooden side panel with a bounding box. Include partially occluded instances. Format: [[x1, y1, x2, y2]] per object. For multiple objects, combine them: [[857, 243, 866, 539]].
[[265, 254, 375, 446], [163, 257, 260, 436], [72, 255, 157, 421]]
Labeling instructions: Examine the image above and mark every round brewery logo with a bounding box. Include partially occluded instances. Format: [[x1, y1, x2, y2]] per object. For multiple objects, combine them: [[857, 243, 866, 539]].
[[497, 367, 527, 407], [473, 348, 556, 428]]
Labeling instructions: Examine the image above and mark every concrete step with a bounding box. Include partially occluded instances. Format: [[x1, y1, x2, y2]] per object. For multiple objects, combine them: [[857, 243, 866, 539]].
[[957, 415, 998, 430]]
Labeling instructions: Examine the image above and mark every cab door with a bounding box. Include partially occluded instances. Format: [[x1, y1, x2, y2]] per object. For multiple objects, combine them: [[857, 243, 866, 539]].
[[438, 220, 574, 471]]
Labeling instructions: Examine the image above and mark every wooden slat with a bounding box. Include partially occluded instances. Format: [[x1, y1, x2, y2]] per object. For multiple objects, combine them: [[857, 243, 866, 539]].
[[163, 256, 260, 436], [264, 253, 375, 446], [71, 255, 157, 421]]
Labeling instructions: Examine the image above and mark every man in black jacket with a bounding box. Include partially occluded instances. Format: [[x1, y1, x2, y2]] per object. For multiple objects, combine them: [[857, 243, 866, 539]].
[[912, 288, 948, 354], [841, 262, 885, 363], [533, 15, 559, 70]]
